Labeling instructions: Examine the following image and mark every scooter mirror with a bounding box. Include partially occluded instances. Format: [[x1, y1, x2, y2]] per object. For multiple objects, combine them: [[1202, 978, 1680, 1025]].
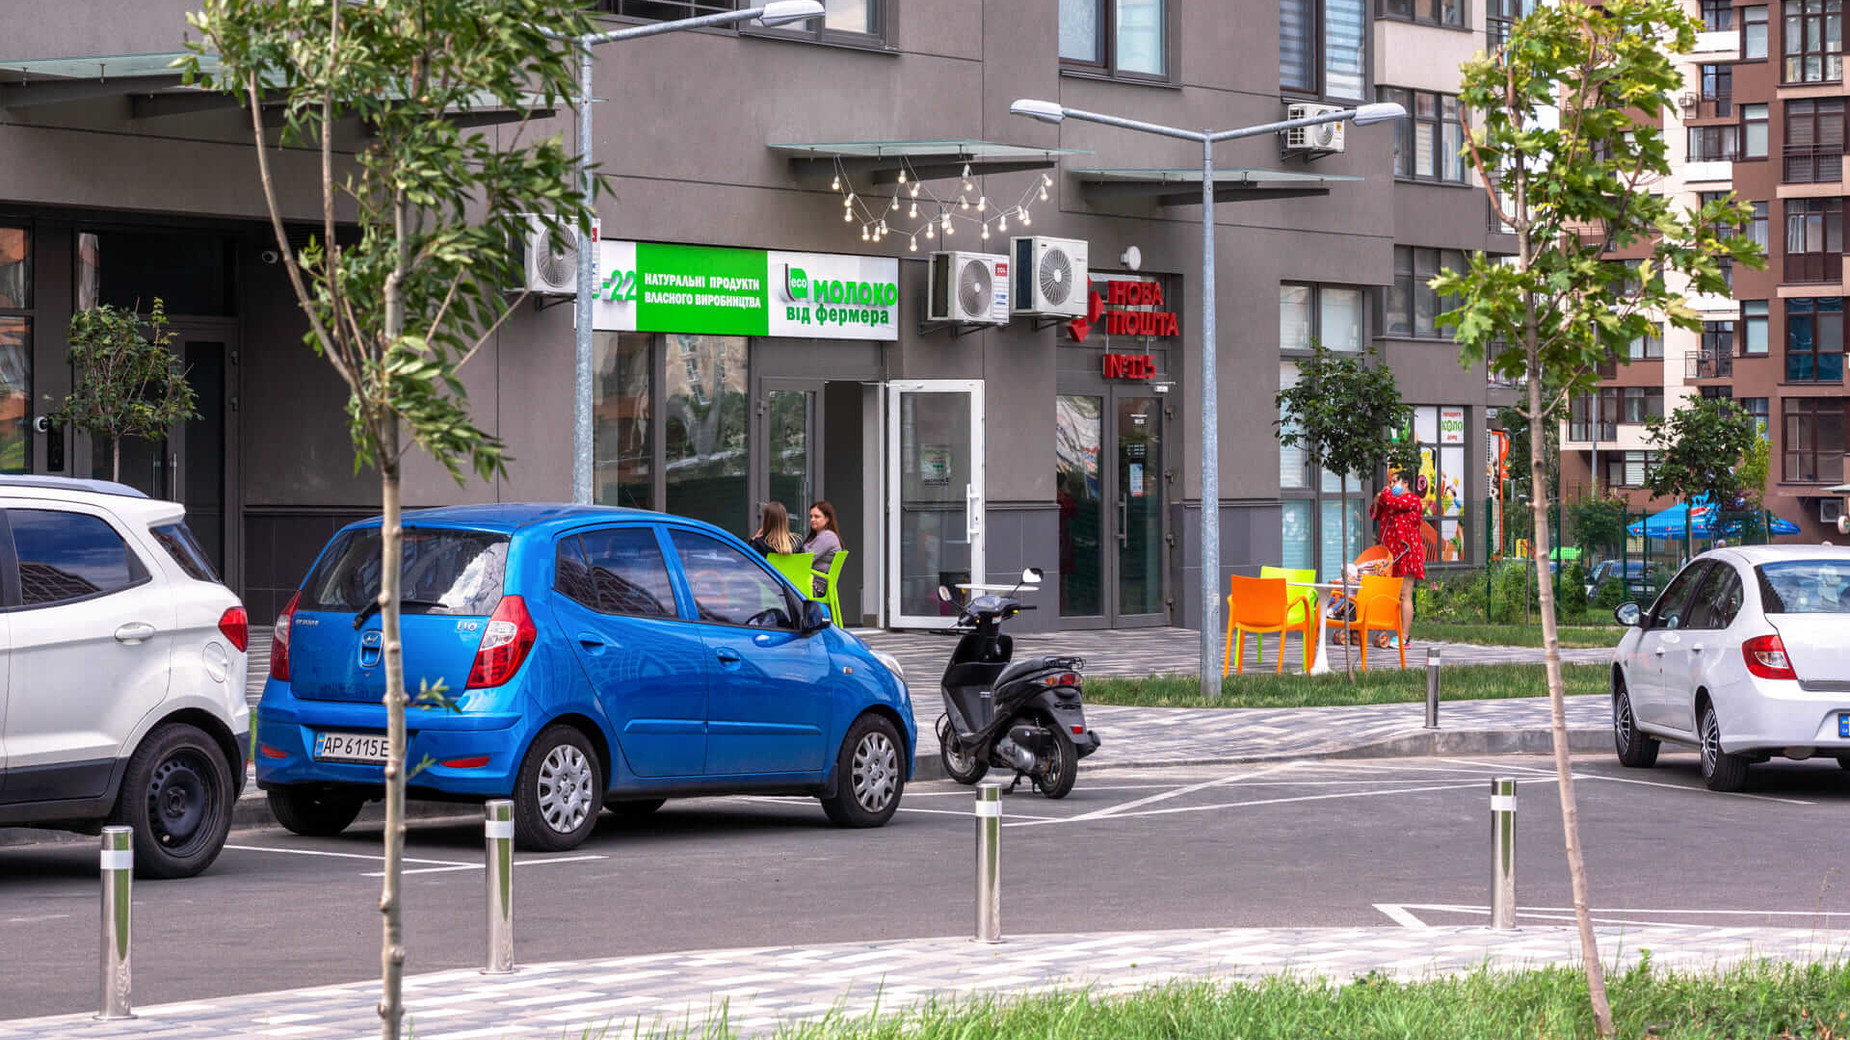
[[1021, 567, 1044, 584], [937, 585, 952, 603]]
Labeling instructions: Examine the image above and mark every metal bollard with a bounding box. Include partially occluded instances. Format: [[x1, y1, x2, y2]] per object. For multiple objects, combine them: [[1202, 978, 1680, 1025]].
[[98, 826, 134, 1020], [974, 782, 1002, 944], [483, 800, 515, 974], [1424, 647, 1442, 729], [1490, 777, 1517, 930]]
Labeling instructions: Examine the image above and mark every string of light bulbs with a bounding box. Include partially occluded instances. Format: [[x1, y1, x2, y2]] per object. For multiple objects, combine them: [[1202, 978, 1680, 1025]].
[[828, 155, 1053, 253]]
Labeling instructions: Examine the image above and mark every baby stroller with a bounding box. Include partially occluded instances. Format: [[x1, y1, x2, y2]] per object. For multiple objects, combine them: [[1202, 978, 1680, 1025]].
[[1325, 544, 1400, 647]]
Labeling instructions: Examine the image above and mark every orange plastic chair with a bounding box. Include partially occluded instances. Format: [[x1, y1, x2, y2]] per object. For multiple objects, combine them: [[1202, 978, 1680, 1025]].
[[1325, 545, 1395, 644], [1222, 575, 1313, 676], [1336, 575, 1406, 671]]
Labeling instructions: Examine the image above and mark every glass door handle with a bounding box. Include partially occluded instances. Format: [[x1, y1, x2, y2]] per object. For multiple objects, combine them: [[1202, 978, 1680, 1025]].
[[965, 483, 981, 541], [1117, 496, 1129, 546]]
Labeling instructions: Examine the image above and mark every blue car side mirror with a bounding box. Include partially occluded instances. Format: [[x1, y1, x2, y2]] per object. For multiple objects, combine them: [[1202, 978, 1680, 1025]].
[[802, 598, 832, 634]]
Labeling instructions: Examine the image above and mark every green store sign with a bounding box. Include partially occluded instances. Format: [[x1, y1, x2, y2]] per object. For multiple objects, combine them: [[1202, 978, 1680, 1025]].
[[592, 241, 900, 342]]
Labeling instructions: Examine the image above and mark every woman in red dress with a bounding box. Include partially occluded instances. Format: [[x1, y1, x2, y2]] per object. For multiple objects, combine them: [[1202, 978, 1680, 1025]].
[[1370, 474, 1427, 647]]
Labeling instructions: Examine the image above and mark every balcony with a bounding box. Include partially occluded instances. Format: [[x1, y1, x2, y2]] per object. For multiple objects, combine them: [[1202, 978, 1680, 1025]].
[[1686, 351, 1734, 379], [1682, 92, 1733, 120], [1692, 29, 1741, 54], [1787, 250, 1844, 284], [1684, 157, 1736, 183]]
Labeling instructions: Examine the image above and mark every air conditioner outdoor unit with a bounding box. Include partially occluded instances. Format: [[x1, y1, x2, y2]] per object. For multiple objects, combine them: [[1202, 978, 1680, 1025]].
[[927, 251, 1010, 325], [521, 214, 594, 296], [1285, 103, 1345, 153], [1822, 498, 1845, 525], [1009, 236, 1089, 318]]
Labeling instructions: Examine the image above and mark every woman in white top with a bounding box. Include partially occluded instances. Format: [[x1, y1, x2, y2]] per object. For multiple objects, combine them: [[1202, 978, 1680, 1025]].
[[803, 501, 843, 599]]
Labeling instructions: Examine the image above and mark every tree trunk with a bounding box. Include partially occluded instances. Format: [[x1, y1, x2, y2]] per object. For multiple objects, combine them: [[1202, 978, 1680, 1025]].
[[112, 437, 121, 483], [1527, 343, 1614, 1035], [376, 441, 406, 1040], [1340, 472, 1353, 680]]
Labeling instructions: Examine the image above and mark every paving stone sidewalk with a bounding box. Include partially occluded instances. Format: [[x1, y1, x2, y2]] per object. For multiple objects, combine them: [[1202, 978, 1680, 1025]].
[[4, 924, 1839, 1039]]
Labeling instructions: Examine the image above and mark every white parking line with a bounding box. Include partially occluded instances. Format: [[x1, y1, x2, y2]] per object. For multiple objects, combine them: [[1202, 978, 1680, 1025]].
[[226, 844, 469, 867], [1372, 903, 1430, 929], [1571, 772, 1816, 806], [367, 854, 608, 877], [1376, 901, 1850, 929], [1064, 762, 1302, 822], [1009, 775, 1558, 827]]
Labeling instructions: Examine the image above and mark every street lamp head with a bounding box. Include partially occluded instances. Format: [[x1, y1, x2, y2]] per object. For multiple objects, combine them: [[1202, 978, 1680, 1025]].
[[757, 0, 825, 27], [1352, 102, 1408, 126], [1009, 98, 1066, 125]]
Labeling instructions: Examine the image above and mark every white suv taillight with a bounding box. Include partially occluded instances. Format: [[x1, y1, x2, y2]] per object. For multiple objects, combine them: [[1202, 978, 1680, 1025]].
[[466, 596, 537, 689], [218, 606, 249, 653], [271, 591, 300, 682]]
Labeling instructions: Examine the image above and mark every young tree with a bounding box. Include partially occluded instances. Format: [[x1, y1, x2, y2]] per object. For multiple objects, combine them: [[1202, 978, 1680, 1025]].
[[1276, 344, 1414, 678], [1645, 397, 1762, 548], [55, 299, 198, 482], [1435, 0, 1762, 1031], [183, 4, 595, 1036]]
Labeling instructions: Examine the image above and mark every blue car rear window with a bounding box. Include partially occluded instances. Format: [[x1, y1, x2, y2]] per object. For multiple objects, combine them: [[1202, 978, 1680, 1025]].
[[301, 527, 508, 615]]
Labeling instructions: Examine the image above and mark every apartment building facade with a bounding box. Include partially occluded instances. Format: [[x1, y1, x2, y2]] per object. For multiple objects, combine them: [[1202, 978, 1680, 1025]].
[[1, 0, 1510, 632], [1562, 0, 1850, 538]]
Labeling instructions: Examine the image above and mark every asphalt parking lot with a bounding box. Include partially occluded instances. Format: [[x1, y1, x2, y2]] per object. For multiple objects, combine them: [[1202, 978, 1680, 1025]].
[[3, 751, 1848, 1019]]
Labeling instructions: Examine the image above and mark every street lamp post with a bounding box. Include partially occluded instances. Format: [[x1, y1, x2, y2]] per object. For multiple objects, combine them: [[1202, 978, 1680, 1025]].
[[1008, 98, 1405, 696], [559, 1, 825, 505]]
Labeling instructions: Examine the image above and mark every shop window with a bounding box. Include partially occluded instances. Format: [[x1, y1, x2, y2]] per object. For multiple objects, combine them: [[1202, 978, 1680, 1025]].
[[1281, 283, 1364, 352], [1281, 0, 1366, 99], [593, 332, 654, 510], [1062, 0, 1167, 78], [1385, 246, 1466, 338], [663, 334, 748, 534], [1380, 87, 1467, 182], [1404, 405, 1469, 563], [1056, 394, 1104, 617], [1784, 0, 1843, 84], [0, 225, 30, 475], [1742, 6, 1768, 59], [1378, 0, 1464, 30], [1782, 100, 1844, 182], [1742, 300, 1769, 354], [1783, 398, 1846, 482], [1787, 298, 1846, 381]]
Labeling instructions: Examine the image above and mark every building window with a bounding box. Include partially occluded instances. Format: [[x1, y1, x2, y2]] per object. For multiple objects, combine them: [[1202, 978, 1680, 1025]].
[[1281, 0, 1366, 99], [599, 0, 733, 16], [1783, 99, 1844, 182], [1378, 0, 1464, 29], [1604, 450, 1657, 488], [1062, 0, 1166, 78], [1486, 0, 1530, 52], [1687, 124, 1740, 162], [1787, 297, 1845, 381], [1629, 323, 1664, 359], [1741, 396, 1770, 433], [0, 224, 28, 475], [1785, 198, 1845, 283], [1743, 5, 1769, 58], [1622, 386, 1665, 424], [1748, 200, 1769, 252], [1700, 385, 1735, 401], [1783, 398, 1846, 482], [1700, 0, 1732, 29], [1784, 0, 1844, 84], [1700, 64, 1733, 117], [1570, 391, 1619, 442], [1742, 103, 1768, 158], [1385, 246, 1466, 337], [1281, 283, 1366, 352], [1380, 88, 1467, 182], [1742, 300, 1770, 354]]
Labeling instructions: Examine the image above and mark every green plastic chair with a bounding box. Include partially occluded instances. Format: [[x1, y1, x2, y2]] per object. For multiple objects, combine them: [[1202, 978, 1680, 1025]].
[[820, 550, 849, 625], [1261, 566, 1318, 629], [767, 552, 817, 600]]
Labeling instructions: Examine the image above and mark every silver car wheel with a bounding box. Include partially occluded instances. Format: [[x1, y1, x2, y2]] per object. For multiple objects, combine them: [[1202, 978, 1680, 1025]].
[[537, 744, 595, 834], [1614, 690, 1635, 753], [1701, 706, 1721, 777], [852, 731, 899, 813]]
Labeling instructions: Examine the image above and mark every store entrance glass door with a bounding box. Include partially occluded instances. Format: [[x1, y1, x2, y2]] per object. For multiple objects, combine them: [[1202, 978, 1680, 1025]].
[[754, 378, 820, 549], [1057, 389, 1166, 627], [888, 380, 984, 629]]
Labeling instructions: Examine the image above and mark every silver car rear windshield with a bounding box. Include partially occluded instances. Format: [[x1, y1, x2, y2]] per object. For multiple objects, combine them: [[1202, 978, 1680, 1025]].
[[1755, 561, 1850, 614], [301, 527, 509, 616]]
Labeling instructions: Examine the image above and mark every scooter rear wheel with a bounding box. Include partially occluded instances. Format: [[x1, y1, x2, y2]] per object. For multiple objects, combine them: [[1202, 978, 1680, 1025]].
[[1033, 728, 1078, 800], [936, 715, 989, 785]]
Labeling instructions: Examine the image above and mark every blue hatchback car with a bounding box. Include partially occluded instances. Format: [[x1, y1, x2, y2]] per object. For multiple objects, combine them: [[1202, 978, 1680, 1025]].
[[255, 504, 914, 850]]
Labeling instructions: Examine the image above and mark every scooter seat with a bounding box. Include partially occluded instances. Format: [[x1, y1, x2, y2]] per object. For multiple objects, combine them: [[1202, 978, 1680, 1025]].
[[997, 656, 1062, 687]]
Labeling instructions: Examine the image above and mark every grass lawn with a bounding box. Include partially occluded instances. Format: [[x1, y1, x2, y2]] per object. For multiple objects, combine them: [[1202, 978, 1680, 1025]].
[[1084, 662, 1608, 709], [745, 960, 1850, 1040], [1413, 620, 1622, 649]]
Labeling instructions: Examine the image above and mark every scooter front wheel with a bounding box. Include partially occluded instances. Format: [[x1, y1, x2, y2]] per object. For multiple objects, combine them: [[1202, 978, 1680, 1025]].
[[936, 715, 989, 785]]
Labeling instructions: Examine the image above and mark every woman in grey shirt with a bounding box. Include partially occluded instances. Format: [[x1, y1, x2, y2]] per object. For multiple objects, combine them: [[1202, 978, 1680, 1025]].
[[803, 500, 843, 598]]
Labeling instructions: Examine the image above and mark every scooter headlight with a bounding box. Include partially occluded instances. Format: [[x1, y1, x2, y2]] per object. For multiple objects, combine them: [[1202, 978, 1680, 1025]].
[[870, 650, 906, 682]]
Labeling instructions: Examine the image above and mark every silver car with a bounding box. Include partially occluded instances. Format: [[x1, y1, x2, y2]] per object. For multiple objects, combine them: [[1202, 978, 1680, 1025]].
[[1611, 545, 1850, 791]]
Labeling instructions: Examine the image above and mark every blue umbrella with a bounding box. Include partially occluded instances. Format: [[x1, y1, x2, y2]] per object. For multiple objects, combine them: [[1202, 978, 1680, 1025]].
[[1625, 500, 1801, 539]]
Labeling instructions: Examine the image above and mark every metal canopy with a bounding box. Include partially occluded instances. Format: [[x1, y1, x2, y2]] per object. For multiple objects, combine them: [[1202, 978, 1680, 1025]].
[[1073, 167, 1363, 206], [0, 52, 548, 127], [770, 138, 1089, 187]]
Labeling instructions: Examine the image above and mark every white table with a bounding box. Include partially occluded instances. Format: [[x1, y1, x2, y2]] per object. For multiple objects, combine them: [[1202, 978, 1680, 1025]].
[[1287, 580, 1347, 676]]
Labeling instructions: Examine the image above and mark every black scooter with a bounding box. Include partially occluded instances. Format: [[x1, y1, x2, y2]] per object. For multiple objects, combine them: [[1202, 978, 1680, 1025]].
[[934, 568, 1100, 798]]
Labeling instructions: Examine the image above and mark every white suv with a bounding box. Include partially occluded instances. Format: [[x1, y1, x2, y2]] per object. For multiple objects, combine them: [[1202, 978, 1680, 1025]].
[[0, 477, 249, 877]]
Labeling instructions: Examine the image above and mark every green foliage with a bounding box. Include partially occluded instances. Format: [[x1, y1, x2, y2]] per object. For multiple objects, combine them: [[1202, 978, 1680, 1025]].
[[1594, 577, 1627, 610], [1644, 397, 1762, 510], [1275, 344, 1413, 492], [1737, 428, 1772, 507], [1086, 663, 1609, 709], [54, 299, 199, 480], [1437, 0, 1763, 400], [1567, 496, 1628, 557], [182, 0, 598, 483]]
